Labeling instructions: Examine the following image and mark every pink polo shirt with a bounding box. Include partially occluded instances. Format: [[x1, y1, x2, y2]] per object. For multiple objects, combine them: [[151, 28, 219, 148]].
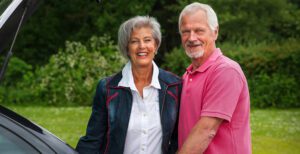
[[178, 48, 251, 154]]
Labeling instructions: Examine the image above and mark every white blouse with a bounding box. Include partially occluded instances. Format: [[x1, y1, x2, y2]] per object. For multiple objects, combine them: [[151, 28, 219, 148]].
[[118, 61, 162, 154]]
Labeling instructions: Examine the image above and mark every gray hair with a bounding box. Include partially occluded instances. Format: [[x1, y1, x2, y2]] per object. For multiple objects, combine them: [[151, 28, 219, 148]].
[[178, 2, 218, 33], [118, 16, 162, 59]]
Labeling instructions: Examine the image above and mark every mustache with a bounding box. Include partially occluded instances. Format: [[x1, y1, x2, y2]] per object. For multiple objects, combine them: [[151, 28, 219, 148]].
[[185, 41, 203, 46]]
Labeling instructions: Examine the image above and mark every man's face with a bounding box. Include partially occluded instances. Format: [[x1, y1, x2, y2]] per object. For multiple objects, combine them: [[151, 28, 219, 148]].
[[180, 10, 218, 59]]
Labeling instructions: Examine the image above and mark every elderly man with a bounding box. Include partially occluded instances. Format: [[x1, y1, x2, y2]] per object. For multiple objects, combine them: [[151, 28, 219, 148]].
[[178, 2, 251, 154]]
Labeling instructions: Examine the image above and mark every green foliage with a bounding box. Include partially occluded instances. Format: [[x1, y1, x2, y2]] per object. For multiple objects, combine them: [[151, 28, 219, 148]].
[[15, 0, 102, 65], [249, 73, 299, 108], [221, 39, 300, 78], [0, 57, 32, 104], [162, 39, 300, 108], [95, 0, 156, 40], [161, 47, 189, 76], [3, 35, 126, 106], [2, 0, 299, 108], [221, 39, 300, 108], [13, 0, 300, 66], [15, 0, 157, 65], [2, 57, 32, 87], [172, 0, 300, 43]]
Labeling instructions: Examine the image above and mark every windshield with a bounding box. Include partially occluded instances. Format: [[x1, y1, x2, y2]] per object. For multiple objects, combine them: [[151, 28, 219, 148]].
[[0, 0, 13, 17]]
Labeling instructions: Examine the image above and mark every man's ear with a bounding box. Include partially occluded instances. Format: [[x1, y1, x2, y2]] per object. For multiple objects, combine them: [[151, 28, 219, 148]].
[[214, 26, 219, 41]]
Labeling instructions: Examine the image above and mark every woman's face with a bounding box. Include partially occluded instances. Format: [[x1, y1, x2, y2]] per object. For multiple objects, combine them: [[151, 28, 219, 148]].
[[128, 27, 157, 69]]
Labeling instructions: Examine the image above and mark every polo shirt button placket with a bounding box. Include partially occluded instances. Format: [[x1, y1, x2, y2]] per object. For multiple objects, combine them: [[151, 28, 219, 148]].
[[185, 75, 192, 94]]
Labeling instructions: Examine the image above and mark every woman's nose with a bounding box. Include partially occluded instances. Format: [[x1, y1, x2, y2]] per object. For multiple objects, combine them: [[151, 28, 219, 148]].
[[138, 41, 146, 48]]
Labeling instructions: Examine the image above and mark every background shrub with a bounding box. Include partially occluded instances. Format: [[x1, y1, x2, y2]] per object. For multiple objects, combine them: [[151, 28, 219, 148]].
[[162, 39, 300, 108], [0, 57, 32, 104], [1, 36, 126, 106], [248, 73, 299, 108], [161, 47, 189, 76]]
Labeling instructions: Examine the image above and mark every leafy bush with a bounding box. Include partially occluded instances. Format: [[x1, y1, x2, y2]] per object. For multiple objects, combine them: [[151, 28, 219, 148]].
[[249, 73, 299, 108], [0, 57, 32, 104], [161, 47, 189, 76], [221, 39, 300, 79], [2, 57, 32, 87], [4, 36, 126, 106], [162, 39, 300, 108]]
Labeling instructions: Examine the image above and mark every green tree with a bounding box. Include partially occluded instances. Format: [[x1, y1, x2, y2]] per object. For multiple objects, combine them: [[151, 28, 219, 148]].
[[15, 0, 101, 65], [13, 0, 300, 68]]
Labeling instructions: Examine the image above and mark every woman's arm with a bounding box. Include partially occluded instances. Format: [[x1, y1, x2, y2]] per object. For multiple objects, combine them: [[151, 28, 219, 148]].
[[76, 79, 108, 154]]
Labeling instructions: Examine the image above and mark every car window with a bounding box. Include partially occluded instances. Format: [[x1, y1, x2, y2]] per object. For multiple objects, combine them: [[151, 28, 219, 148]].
[[0, 126, 39, 154], [0, 0, 13, 16]]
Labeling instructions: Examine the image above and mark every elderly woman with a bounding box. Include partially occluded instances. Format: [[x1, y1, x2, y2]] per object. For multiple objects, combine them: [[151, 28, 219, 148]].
[[76, 16, 181, 154]]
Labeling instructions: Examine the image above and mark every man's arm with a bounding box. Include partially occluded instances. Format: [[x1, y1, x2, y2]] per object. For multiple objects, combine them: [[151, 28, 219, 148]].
[[178, 116, 223, 154]]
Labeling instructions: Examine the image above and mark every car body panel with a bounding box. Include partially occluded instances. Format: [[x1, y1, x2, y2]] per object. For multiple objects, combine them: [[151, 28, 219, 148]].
[[0, 105, 78, 153]]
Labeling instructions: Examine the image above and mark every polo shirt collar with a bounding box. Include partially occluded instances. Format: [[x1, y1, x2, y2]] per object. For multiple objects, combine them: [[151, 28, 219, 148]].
[[118, 61, 161, 90], [186, 48, 223, 73]]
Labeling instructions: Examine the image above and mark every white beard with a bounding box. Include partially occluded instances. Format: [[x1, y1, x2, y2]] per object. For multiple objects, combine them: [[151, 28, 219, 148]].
[[185, 49, 204, 59]]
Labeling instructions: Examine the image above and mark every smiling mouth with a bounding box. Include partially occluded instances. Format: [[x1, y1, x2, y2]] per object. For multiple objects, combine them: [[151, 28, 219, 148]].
[[186, 42, 203, 48], [137, 52, 147, 56], [189, 44, 200, 48]]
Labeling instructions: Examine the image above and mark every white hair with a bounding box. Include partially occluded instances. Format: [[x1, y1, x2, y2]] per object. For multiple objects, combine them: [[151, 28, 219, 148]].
[[178, 2, 218, 33]]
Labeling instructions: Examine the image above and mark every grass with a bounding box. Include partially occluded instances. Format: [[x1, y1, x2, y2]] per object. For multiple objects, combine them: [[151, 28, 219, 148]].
[[6, 106, 300, 154], [251, 109, 300, 153]]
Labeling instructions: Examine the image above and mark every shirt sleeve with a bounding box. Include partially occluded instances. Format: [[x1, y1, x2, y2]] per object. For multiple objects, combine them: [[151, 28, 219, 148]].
[[201, 66, 243, 122]]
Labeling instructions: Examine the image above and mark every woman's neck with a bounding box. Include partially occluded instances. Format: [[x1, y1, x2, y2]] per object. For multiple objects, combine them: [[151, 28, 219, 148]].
[[131, 64, 153, 97], [132, 65, 152, 84]]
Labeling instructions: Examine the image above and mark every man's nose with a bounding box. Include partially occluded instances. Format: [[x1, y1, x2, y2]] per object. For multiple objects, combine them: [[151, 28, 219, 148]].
[[188, 31, 197, 41]]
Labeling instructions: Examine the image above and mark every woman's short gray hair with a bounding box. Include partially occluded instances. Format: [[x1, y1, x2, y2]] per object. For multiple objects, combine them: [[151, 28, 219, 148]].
[[118, 16, 161, 59], [178, 2, 218, 33]]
